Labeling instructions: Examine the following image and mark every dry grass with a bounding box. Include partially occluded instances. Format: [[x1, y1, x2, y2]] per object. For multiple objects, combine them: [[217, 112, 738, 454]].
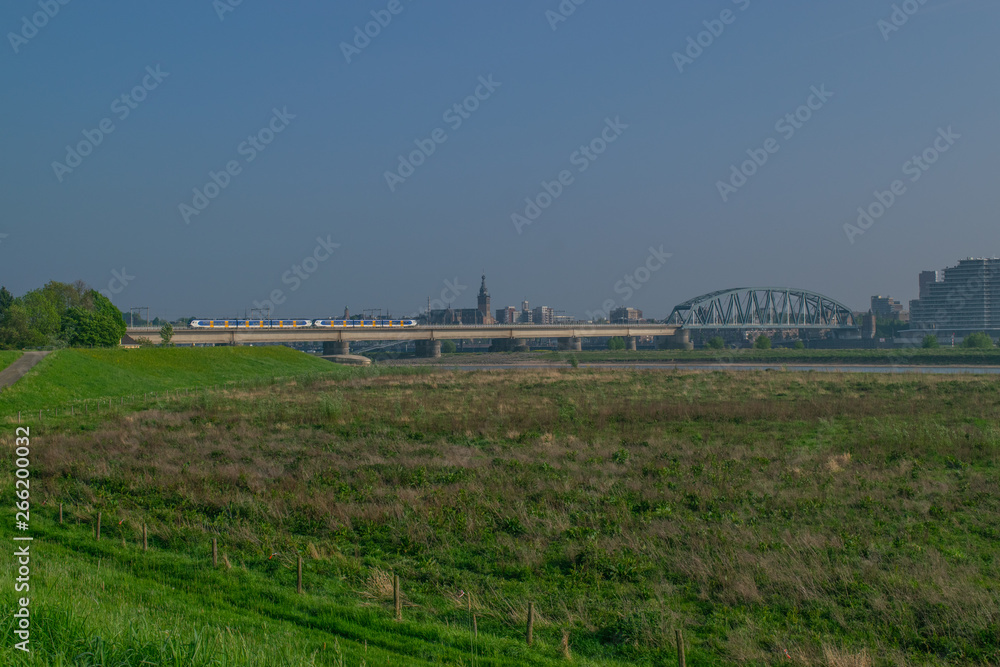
[[18, 368, 1000, 664]]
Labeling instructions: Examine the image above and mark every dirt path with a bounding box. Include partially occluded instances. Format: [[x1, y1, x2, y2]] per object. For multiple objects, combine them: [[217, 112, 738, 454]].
[[0, 351, 51, 390]]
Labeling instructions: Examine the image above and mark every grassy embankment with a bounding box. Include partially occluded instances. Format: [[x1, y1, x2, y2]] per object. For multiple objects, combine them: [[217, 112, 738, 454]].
[[0, 350, 22, 373], [0, 346, 350, 416], [2, 364, 999, 664]]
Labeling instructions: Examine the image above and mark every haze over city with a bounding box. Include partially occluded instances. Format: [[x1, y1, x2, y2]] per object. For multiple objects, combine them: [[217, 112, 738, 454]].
[[3, 0, 999, 320]]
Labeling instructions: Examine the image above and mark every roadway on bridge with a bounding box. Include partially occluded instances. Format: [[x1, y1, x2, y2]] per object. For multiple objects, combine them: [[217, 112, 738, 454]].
[[127, 324, 681, 345]]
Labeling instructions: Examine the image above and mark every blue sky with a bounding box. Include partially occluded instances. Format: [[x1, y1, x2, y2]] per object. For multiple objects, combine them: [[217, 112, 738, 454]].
[[2, 0, 998, 320]]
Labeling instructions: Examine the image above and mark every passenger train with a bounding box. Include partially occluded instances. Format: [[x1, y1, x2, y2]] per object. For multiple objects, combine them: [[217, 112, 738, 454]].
[[189, 319, 418, 329]]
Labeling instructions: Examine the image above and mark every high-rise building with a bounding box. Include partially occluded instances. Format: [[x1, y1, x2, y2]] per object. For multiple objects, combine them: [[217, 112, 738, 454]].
[[919, 270, 943, 299], [496, 306, 517, 324], [532, 306, 554, 325], [909, 258, 1000, 332], [870, 296, 903, 320]]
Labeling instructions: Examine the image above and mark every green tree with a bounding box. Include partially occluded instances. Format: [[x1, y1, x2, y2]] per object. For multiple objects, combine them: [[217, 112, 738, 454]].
[[754, 335, 771, 350], [705, 336, 725, 350], [160, 323, 174, 345], [441, 340, 456, 354], [0, 302, 33, 349], [63, 291, 126, 347], [607, 336, 626, 351], [961, 332, 994, 349], [0, 286, 13, 317], [922, 334, 939, 349], [793, 340, 805, 350]]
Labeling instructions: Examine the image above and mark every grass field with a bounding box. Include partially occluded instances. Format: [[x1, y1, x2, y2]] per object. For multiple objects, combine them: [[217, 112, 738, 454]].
[[0, 346, 345, 415], [0, 350, 22, 373], [3, 366, 999, 664]]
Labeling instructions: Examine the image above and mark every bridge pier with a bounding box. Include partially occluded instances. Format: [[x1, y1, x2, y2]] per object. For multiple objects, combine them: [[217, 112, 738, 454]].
[[557, 337, 582, 352], [659, 330, 692, 350], [625, 336, 637, 351], [415, 340, 442, 358], [323, 341, 350, 356]]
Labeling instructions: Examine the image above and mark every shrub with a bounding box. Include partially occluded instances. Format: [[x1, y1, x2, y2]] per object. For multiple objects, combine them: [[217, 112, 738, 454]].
[[754, 335, 771, 350], [441, 340, 457, 354], [706, 336, 725, 350], [607, 337, 626, 351], [922, 334, 939, 349], [962, 332, 993, 349], [793, 340, 805, 350]]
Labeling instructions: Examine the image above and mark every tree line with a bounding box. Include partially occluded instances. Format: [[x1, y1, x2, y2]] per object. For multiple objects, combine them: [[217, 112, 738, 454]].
[[0, 281, 127, 349]]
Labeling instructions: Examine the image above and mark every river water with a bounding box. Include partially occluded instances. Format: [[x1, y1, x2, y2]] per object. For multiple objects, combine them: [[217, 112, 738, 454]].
[[443, 363, 1000, 375]]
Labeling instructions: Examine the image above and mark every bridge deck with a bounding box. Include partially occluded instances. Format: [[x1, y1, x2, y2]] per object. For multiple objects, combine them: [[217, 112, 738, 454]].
[[127, 325, 680, 345]]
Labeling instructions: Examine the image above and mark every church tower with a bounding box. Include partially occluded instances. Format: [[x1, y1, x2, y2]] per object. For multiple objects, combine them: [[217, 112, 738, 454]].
[[477, 274, 492, 323]]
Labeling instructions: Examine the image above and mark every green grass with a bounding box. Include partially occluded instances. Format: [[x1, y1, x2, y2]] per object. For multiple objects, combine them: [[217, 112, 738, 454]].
[[0, 350, 22, 373], [1, 515, 589, 666], [3, 368, 1000, 664], [0, 347, 344, 415]]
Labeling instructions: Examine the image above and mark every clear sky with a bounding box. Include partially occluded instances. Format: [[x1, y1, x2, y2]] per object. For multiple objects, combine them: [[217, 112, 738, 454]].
[[2, 0, 998, 321]]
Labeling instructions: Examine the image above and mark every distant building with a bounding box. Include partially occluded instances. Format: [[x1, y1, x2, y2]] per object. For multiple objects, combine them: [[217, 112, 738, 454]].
[[496, 306, 518, 324], [610, 307, 643, 323], [861, 311, 877, 339], [423, 274, 494, 325], [518, 300, 532, 323], [910, 257, 1000, 334], [424, 308, 489, 325], [870, 296, 903, 320], [532, 306, 554, 325], [919, 270, 943, 299], [477, 275, 493, 324]]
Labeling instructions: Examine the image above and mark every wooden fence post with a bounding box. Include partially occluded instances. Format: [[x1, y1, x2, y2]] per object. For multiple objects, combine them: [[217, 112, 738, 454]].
[[393, 574, 401, 621], [676, 629, 686, 667], [212, 538, 218, 567], [562, 630, 571, 660], [96, 512, 101, 541], [143, 524, 148, 551], [297, 556, 303, 594], [526, 602, 534, 646], [59, 503, 63, 524]]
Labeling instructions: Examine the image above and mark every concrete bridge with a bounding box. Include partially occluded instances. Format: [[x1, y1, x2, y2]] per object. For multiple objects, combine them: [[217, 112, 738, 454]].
[[126, 324, 686, 357]]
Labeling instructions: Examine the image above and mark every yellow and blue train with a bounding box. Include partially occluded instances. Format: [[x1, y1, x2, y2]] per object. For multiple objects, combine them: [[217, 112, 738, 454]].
[[189, 319, 418, 329]]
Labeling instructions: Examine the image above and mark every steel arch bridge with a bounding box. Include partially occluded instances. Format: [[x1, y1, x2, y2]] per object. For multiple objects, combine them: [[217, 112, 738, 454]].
[[666, 287, 857, 330]]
